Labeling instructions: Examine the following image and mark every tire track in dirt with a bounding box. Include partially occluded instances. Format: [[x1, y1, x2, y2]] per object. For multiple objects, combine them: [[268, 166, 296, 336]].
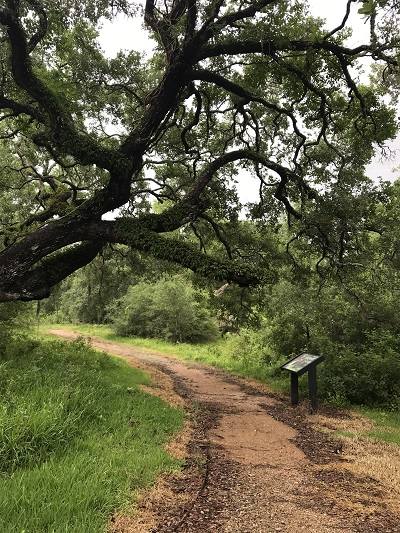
[[47, 330, 400, 533]]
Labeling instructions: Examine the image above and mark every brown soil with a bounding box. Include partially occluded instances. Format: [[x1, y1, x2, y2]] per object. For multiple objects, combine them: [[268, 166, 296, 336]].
[[47, 329, 400, 532]]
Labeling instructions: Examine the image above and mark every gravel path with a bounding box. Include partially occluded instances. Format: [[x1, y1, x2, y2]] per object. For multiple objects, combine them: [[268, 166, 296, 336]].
[[47, 330, 400, 533]]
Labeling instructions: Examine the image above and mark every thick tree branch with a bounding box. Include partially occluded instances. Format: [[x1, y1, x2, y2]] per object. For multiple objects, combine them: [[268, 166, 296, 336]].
[[185, 0, 197, 39], [96, 218, 273, 286], [144, 0, 178, 57], [26, 0, 48, 53], [190, 68, 307, 144], [2, 241, 103, 301], [0, 4, 131, 176], [210, 0, 277, 29], [0, 0, 397, 304], [196, 39, 372, 62], [182, 148, 306, 219], [322, 0, 353, 41], [0, 95, 45, 122]]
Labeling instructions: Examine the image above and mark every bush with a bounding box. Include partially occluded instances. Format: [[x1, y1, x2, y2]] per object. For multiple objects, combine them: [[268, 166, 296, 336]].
[[318, 332, 400, 407], [109, 274, 219, 343], [224, 324, 276, 366], [243, 271, 400, 407]]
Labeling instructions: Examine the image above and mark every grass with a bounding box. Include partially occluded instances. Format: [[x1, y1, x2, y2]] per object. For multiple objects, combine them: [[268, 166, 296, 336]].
[[0, 333, 184, 532], [324, 409, 400, 447], [317, 409, 400, 501], [356, 408, 400, 446]]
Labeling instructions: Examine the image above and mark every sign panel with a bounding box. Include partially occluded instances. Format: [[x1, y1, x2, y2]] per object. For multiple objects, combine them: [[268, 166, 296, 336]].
[[281, 353, 324, 376]]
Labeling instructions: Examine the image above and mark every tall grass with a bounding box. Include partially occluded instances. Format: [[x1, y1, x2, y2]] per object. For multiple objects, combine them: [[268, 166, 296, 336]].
[[0, 335, 184, 532]]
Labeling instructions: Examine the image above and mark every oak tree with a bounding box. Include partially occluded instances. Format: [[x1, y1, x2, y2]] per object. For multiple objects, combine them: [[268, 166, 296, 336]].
[[0, 0, 398, 301]]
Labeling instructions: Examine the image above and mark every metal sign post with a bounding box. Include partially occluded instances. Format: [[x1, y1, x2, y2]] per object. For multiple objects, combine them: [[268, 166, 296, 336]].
[[281, 353, 325, 413]]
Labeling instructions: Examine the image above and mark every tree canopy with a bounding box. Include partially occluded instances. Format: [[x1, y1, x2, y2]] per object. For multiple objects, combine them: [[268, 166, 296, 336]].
[[0, 0, 399, 302]]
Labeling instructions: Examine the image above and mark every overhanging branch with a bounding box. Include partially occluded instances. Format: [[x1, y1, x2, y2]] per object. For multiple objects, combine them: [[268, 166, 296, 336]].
[[95, 218, 273, 286], [0, 240, 103, 301]]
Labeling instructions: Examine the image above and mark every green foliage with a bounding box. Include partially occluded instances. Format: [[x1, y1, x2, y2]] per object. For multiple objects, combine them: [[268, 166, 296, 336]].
[[109, 273, 219, 343], [42, 247, 142, 324], [224, 326, 274, 367], [1, 0, 399, 302], [358, 0, 375, 16], [0, 302, 35, 350], [0, 335, 183, 531], [68, 316, 400, 410], [319, 332, 400, 407], [244, 267, 400, 408], [45, 175, 400, 408]]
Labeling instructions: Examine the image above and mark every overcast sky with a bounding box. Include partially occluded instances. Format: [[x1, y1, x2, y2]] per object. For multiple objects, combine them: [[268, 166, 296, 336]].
[[98, 1, 399, 203], [99, 1, 371, 55]]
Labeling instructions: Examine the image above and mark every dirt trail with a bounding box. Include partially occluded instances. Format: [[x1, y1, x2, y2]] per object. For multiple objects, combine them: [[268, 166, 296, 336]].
[[47, 329, 400, 533]]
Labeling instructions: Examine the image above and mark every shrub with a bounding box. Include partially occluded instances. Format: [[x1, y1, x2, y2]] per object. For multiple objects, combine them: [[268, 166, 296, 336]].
[[109, 274, 219, 343], [317, 332, 400, 407]]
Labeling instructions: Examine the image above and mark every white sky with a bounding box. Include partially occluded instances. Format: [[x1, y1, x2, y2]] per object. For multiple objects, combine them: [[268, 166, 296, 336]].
[[99, 1, 371, 56], [98, 1, 399, 204], [308, 0, 370, 43]]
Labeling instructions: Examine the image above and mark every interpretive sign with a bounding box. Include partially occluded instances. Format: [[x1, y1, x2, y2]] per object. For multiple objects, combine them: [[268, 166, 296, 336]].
[[281, 353, 324, 376], [281, 353, 325, 412]]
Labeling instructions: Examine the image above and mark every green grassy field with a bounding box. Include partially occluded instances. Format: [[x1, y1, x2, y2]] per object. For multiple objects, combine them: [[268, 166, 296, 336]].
[[0, 334, 184, 532]]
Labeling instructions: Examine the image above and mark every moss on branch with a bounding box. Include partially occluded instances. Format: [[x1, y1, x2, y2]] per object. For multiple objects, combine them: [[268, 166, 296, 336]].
[[114, 218, 273, 286]]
